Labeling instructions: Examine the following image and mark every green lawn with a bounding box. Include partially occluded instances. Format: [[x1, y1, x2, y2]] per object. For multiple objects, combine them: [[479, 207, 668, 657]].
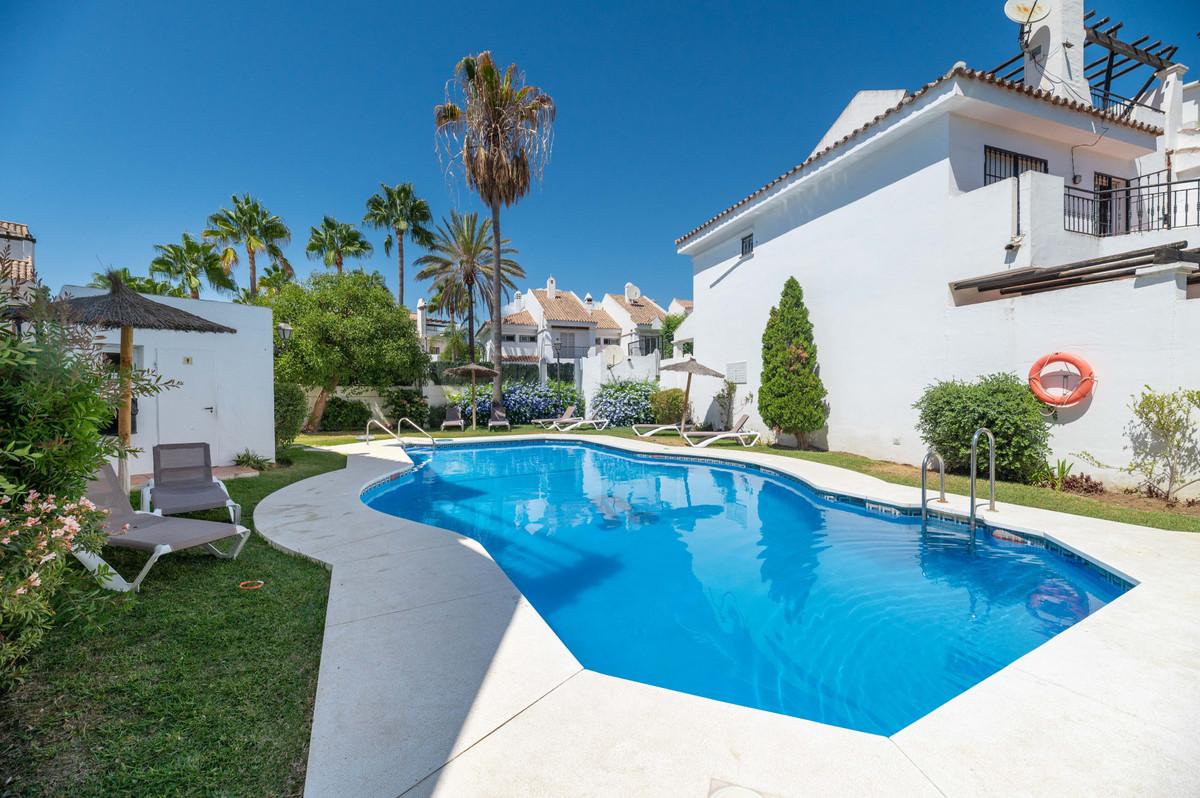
[[300, 425, 1200, 532], [0, 446, 346, 798]]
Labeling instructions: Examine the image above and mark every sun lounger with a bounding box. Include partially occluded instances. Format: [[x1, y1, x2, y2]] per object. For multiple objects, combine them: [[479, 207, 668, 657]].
[[533, 404, 576, 429], [140, 443, 241, 525], [681, 414, 760, 448], [488, 408, 510, 430], [442, 405, 465, 431], [632, 420, 691, 437], [555, 415, 610, 431], [77, 462, 250, 592]]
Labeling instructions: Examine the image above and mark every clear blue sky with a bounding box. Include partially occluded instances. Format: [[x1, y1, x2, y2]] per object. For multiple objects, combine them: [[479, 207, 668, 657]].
[[6, 1, 1197, 305]]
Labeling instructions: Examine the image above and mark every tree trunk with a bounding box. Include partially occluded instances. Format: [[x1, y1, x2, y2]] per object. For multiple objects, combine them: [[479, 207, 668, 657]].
[[466, 280, 476, 361], [396, 229, 405, 306], [247, 247, 258, 297], [490, 204, 503, 404], [335, 253, 343, 274], [117, 325, 134, 491], [304, 380, 337, 433]]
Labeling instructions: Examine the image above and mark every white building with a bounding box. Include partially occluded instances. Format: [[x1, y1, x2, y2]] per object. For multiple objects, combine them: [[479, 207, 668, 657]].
[[412, 298, 455, 362], [667, 298, 693, 317], [601, 283, 668, 357], [64, 285, 276, 475], [669, 3, 1199, 487]]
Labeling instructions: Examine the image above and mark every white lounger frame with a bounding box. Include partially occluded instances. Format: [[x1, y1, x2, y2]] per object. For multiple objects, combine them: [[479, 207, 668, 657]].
[[632, 422, 687, 438], [140, 476, 242, 526], [554, 418, 610, 431], [681, 429, 761, 449], [73, 511, 251, 593]]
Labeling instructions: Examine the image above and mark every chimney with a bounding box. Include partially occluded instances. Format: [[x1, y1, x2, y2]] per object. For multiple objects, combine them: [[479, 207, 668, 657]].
[[1021, 0, 1089, 104], [415, 297, 427, 338], [583, 292, 593, 310], [546, 275, 557, 300], [514, 289, 522, 306]]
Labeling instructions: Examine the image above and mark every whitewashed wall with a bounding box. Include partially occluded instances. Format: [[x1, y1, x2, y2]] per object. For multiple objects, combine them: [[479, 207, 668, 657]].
[[580, 352, 659, 412], [65, 287, 275, 474], [674, 113, 1199, 489]]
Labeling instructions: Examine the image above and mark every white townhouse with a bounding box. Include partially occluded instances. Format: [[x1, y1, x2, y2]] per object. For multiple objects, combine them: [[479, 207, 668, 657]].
[[412, 298, 455, 362], [483, 276, 623, 379], [600, 283, 668, 357], [667, 298, 693, 317], [670, 1, 1200, 485]]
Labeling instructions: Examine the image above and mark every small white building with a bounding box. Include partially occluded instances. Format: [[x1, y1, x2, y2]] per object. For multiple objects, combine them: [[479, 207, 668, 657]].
[[601, 283, 668, 357], [64, 285, 276, 475], [412, 298, 455, 361], [669, 3, 1200, 487], [667, 298, 694, 317]]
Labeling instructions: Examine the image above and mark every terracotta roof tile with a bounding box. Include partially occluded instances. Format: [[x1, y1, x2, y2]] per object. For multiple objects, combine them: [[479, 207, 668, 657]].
[[672, 299, 693, 311], [589, 307, 620, 329], [501, 309, 537, 326], [532, 289, 593, 323], [1, 258, 34, 282], [608, 293, 666, 325], [675, 65, 1165, 246], [502, 354, 541, 364]]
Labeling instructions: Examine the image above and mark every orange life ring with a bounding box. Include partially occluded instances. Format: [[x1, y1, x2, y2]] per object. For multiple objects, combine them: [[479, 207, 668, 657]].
[[1028, 352, 1095, 407]]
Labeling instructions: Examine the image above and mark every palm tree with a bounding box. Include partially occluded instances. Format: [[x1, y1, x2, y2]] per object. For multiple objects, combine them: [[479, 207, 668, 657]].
[[435, 51, 554, 401], [414, 210, 523, 361], [363, 182, 434, 307], [149, 233, 237, 299], [89, 267, 184, 297], [258, 263, 294, 296], [306, 216, 373, 274], [203, 194, 292, 297]]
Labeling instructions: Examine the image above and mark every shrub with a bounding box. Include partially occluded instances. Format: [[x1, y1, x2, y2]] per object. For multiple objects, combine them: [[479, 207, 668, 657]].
[[592, 380, 655, 427], [913, 372, 1051, 484], [274, 382, 306, 448], [383, 387, 430, 428], [758, 277, 827, 444], [650, 388, 687, 424], [319, 396, 372, 431], [450, 380, 581, 426], [233, 449, 271, 470], [715, 380, 737, 430], [1077, 387, 1200, 503], [1062, 473, 1104, 495], [428, 403, 449, 430], [661, 314, 692, 356]]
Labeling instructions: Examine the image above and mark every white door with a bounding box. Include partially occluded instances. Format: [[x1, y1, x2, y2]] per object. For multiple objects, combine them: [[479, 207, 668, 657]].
[[156, 347, 221, 460]]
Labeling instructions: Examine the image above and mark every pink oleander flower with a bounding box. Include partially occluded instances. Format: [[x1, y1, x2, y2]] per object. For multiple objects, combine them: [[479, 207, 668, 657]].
[[27, 572, 40, 587], [24, 517, 38, 527], [1, 536, 10, 545], [39, 552, 57, 564], [78, 497, 95, 510], [0, 494, 10, 504], [14, 586, 26, 596]]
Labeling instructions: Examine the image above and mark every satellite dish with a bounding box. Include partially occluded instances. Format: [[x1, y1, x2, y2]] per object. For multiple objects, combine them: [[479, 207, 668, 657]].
[[1004, 0, 1050, 24]]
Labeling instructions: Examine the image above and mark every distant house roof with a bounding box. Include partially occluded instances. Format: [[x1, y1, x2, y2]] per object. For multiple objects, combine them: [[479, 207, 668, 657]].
[[608, 293, 666, 325], [0, 221, 34, 242], [671, 299, 693, 311], [532, 289, 593, 323], [589, 307, 620, 329], [501, 309, 537, 326], [502, 354, 541, 364], [674, 65, 1165, 247]]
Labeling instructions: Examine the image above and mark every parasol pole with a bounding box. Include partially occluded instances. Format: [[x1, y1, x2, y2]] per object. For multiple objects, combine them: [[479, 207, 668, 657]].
[[117, 324, 134, 492], [680, 371, 693, 431], [470, 372, 478, 430]]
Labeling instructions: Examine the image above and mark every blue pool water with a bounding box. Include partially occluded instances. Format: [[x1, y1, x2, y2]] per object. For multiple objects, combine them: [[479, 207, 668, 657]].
[[363, 441, 1127, 735]]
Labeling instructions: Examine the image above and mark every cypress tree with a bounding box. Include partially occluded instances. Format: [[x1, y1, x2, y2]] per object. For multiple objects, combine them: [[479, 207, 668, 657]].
[[758, 277, 828, 444]]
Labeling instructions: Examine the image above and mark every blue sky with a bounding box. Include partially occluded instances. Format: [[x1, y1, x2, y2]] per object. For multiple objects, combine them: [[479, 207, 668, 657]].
[[6, 0, 1197, 306]]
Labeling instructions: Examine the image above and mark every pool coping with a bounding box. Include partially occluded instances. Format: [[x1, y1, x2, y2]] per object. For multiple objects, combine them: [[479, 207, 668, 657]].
[[257, 434, 1200, 797]]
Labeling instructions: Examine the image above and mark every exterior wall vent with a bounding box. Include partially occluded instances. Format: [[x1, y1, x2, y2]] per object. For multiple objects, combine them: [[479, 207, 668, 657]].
[[727, 361, 748, 384]]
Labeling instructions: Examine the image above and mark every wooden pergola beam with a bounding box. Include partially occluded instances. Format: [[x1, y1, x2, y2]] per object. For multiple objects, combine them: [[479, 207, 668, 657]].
[[1085, 25, 1174, 70]]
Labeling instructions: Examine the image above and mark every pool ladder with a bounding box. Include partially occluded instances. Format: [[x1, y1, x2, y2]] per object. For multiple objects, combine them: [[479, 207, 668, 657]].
[[364, 417, 438, 447], [920, 450, 947, 528], [968, 427, 996, 536]]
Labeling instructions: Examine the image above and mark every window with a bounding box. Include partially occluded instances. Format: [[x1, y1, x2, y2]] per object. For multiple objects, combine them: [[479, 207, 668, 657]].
[[726, 361, 748, 384], [429, 346, 441, 355], [740, 233, 754, 257], [984, 146, 1048, 186], [603, 338, 619, 346], [502, 334, 516, 343], [518, 334, 537, 343]]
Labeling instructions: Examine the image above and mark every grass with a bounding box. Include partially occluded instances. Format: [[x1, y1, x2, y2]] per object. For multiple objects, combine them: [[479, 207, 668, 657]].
[[300, 425, 1200, 532], [0, 446, 347, 798]]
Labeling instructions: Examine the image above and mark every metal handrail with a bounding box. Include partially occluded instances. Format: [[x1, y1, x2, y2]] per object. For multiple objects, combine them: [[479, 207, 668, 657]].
[[395, 417, 436, 445], [969, 428, 996, 535], [365, 419, 404, 445], [920, 450, 947, 527]]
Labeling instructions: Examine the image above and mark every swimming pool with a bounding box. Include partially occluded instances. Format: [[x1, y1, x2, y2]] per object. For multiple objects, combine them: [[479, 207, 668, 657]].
[[363, 440, 1127, 735]]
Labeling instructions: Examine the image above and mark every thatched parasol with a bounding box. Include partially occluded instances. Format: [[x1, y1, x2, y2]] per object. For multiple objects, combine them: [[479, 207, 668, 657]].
[[443, 362, 499, 430], [660, 357, 724, 428], [29, 272, 237, 490]]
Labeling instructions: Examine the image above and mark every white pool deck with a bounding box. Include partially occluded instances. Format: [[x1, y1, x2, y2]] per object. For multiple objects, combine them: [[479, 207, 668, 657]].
[[255, 434, 1200, 798]]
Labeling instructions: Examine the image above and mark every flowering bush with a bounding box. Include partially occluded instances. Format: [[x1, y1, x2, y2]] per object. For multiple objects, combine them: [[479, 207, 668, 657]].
[[448, 380, 582, 426], [1, 491, 111, 684], [592, 379, 656, 427]]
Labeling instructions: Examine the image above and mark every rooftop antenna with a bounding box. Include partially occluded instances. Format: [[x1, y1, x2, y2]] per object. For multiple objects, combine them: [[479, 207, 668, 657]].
[[1004, 0, 1051, 51]]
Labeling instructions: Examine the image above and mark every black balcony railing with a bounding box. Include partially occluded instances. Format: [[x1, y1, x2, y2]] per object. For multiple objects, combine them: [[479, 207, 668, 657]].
[[549, 345, 591, 359], [628, 337, 661, 356], [1089, 87, 1164, 119], [1064, 179, 1200, 237]]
